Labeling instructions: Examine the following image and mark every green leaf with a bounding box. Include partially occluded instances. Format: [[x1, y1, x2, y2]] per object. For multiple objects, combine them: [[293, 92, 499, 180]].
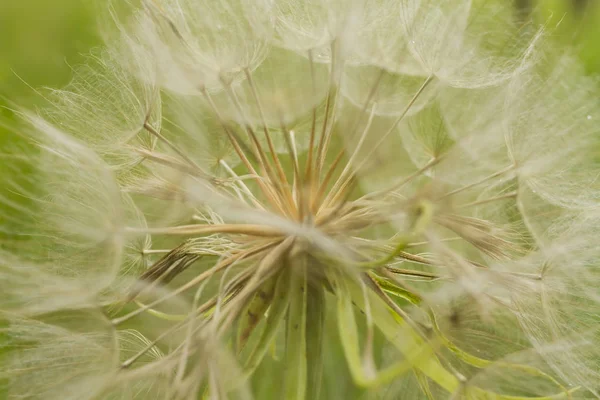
[[335, 274, 439, 388], [414, 370, 435, 399], [370, 274, 423, 305], [368, 275, 574, 399], [338, 273, 460, 393], [464, 386, 577, 400], [369, 274, 570, 400], [426, 309, 573, 398]]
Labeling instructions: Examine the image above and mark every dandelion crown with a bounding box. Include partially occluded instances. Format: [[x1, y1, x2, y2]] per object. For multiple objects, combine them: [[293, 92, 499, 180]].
[[1, 0, 600, 399]]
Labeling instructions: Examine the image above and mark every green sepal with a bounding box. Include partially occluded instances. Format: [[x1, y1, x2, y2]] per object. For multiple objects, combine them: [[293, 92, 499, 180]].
[[284, 265, 308, 400], [306, 284, 326, 400], [243, 270, 291, 375], [236, 275, 277, 353]]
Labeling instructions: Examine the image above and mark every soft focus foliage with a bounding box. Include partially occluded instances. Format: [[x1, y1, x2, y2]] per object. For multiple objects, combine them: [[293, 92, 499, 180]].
[[2, 1, 600, 399]]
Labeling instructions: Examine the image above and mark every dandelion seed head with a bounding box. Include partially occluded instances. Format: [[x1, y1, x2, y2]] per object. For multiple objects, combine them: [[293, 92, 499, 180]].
[[2, 0, 600, 399]]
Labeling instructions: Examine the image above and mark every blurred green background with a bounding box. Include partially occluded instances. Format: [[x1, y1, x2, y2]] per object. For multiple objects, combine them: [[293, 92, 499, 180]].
[[0, 1, 97, 104], [0, 0, 98, 138], [1, 0, 600, 117]]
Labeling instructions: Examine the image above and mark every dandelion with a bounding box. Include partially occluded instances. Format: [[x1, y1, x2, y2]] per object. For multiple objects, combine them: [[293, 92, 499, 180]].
[[2, 0, 600, 399]]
